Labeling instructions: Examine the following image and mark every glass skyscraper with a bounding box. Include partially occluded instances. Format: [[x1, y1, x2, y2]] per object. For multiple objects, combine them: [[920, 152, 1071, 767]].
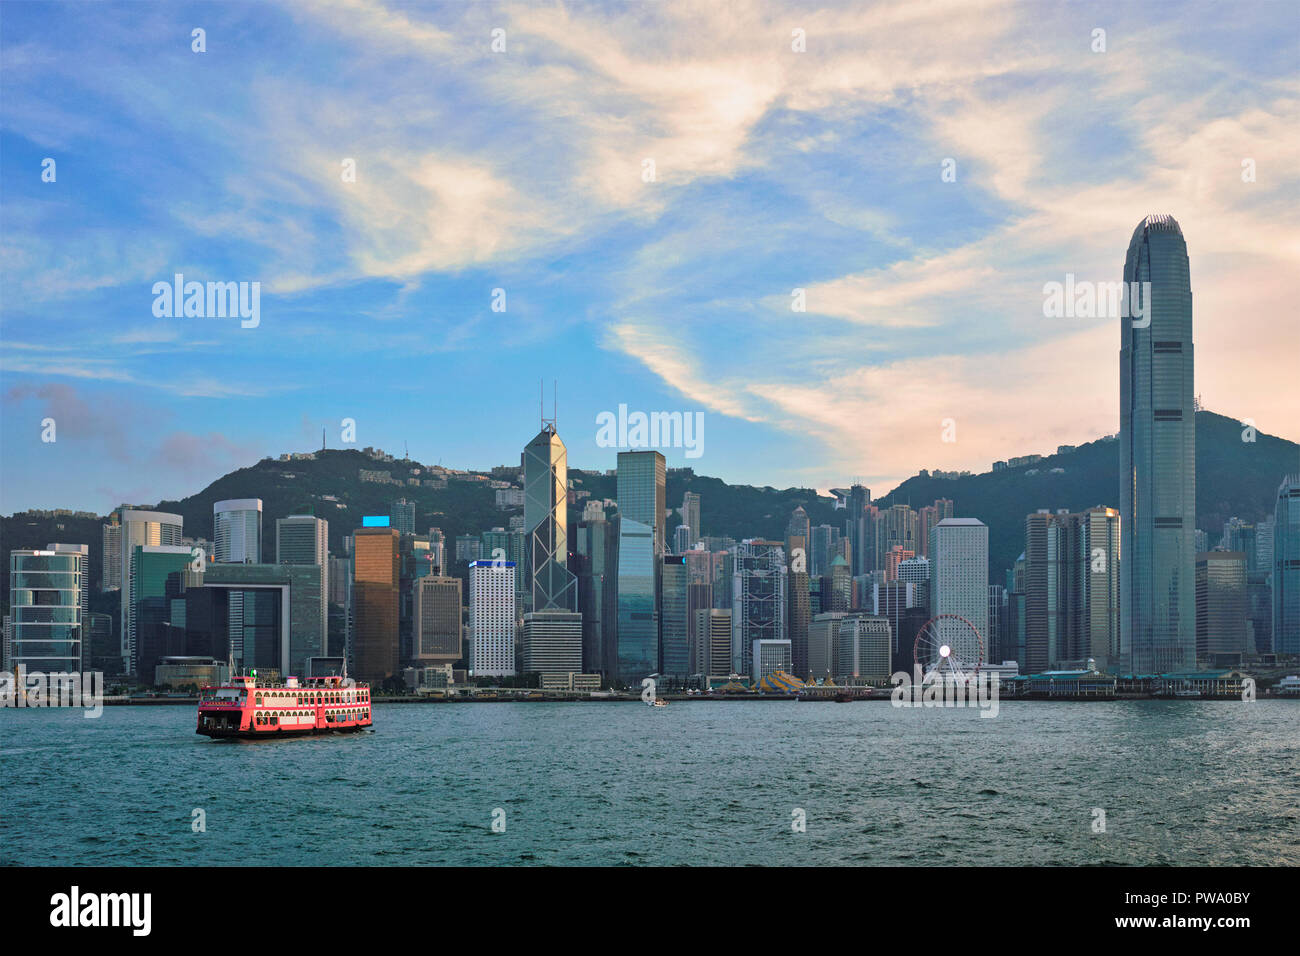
[[8, 544, 88, 674], [617, 451, 666, 557], [616, 518, 657, 683], [1274, 474, 1300, 656], [616, 451, 666, 685], [1120, 214, 1196, 674], [524, 425, 577, 612]]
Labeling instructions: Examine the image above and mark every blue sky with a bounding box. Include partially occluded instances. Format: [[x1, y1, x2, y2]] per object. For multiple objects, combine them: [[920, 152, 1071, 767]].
[[2, 0, 1297, 514]]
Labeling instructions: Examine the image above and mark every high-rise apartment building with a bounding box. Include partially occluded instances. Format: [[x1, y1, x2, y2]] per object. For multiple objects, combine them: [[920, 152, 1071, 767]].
[[1120, 214, 1196, 673]]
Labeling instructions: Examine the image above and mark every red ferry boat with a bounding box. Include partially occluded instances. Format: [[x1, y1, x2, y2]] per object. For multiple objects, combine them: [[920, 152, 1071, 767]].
[[196, 674, 372, 739]]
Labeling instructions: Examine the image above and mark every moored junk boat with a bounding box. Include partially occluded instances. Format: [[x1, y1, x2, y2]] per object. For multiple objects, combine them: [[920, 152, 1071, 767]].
[[196, 673, 372, 739]]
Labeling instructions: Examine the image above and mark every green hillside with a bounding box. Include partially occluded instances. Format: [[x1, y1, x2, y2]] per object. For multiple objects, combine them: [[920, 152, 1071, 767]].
[[2, 410, 1295, 615]]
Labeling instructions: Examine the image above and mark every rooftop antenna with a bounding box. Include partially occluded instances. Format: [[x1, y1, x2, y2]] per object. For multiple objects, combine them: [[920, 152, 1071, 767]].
[[540, 378, 556, 433], [322, 426, 326, 452]]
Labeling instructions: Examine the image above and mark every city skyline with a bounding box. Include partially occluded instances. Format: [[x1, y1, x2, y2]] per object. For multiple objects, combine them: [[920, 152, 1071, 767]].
[[2, 1, 1297, 516]]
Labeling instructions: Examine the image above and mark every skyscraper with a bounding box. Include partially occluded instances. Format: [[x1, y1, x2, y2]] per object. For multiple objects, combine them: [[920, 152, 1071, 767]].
[[615, 450, 667, 685], [837, 614, 892, 683], [846, 484, 871, 576], [470, 559, 516, 677], [673, 524, 694, 554], [1273, 474, 1300, 656], [413, 575, 462, 666], [810, 524, 833, 577], [117, 508, 183, 674], [129, 544, 193, 678], [9, 544, 89, 674], [101, 517, 122, 591], [660, 555, 691, 675], [615, 517, 657, 683], [787, 564, 811, 678], [878, 504, 920, 572], [618, 451, 667, 557], [680, 491, 701, 544], [389, 499, 416, 534], [353, 526, 400, 685], [215, 498, 263, 666], [786, 505, 810, 550], [575, 509, 618, 676], [214, 499, 262, 564], [1022, 507, 1120, 672], [929, 518, 988, 661], [1120, 214, 1196, 673], [524, 425, 577, 612], [696, 608, 732, 679], [731, 539, 787, 677], [276, 514, 329, 654], [1196, 551, 1248, 661]]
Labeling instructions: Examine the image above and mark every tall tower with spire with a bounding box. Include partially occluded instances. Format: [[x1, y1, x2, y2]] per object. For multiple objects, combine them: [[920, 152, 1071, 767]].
[[524, 418, 577, 613]]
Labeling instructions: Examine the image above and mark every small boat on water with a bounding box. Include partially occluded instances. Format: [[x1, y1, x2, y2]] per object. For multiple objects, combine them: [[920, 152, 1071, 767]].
[[650, 698, 668, 707]]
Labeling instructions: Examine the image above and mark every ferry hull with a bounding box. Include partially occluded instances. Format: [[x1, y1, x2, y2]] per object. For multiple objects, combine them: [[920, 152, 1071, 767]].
[[197, 723, 369, 740]]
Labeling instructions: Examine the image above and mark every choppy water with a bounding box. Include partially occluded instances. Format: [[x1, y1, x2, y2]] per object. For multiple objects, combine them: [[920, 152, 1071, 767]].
[[1, 700, 1297, 866]]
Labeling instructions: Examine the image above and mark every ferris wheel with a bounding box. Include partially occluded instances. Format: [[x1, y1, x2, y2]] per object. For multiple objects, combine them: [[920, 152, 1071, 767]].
[[913, 614, 984, 684]]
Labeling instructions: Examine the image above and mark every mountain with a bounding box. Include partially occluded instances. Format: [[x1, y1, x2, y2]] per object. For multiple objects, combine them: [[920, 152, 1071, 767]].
[[1, 410, 1295, 612], [875, 409, 1297, 579]]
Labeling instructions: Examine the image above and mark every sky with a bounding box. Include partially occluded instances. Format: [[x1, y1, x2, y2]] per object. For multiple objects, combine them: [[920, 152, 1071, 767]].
[[1, 0, 1297, 515]]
